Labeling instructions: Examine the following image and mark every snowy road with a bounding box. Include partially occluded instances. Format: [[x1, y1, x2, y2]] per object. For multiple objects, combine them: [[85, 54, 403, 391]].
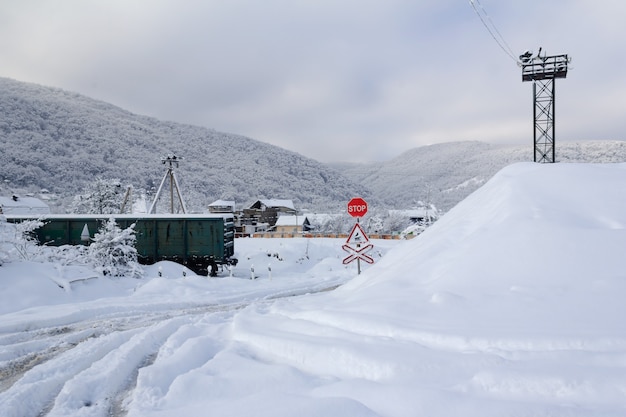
[[0, 283, 342, 417], [0, 237, 401, 417]]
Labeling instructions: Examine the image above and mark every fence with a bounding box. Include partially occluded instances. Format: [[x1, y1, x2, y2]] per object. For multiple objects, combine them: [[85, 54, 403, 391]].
[[237, 232, 415, 240]]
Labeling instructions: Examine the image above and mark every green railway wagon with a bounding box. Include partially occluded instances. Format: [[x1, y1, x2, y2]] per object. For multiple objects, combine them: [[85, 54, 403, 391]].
[[6, 214, 237, 276]]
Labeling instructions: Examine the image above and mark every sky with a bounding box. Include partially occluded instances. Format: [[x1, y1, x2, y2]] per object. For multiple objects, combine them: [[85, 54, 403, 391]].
[[1, 0, 626, 163], [2, 162, 626, 416]]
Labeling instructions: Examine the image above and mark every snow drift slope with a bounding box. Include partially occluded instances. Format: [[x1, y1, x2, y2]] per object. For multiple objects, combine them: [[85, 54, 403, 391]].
[[225, 162, 626, 417], [337, 162, 626, 339]]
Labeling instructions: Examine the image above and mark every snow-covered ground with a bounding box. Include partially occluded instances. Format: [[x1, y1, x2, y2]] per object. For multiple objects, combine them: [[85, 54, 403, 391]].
[[2, 162, 626, 417]]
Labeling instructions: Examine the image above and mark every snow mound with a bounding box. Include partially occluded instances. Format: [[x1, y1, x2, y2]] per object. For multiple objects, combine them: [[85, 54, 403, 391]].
[[330, 162, 626, 338], [226, 162, 626, 416]]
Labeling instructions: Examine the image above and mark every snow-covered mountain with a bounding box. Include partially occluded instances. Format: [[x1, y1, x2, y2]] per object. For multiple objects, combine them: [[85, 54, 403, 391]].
[[2, 77, 626, 214], [0, 77, 372, 212], [332, 140, 626, 211]]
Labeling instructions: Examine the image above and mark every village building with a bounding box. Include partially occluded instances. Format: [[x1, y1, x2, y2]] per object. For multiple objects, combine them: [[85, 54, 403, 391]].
[[273, 214, 311, 235], [242, 199, 296, 227], [208, 200, 236, 214], [0, 195, 50, 215], [236, 199, 297, 236]]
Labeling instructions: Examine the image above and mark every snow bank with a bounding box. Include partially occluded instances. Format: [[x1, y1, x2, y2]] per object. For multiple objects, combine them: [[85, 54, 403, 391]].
[[223, 162, 626, 416]]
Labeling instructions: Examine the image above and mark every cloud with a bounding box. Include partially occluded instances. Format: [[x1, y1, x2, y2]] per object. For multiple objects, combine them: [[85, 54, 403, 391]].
[[1, 0, 626, 162]]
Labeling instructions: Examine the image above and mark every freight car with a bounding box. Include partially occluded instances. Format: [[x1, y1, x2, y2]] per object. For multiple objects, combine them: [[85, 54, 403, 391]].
[[5, 214, 238, 276]]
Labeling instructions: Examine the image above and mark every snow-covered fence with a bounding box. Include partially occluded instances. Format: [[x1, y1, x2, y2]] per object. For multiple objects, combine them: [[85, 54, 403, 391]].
[[248, 232, 406, 240]]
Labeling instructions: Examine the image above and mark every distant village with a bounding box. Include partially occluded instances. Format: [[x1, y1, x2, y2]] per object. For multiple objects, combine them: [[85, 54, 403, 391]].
[[207, 199, 437, 238], [1, 192, 439, 240]]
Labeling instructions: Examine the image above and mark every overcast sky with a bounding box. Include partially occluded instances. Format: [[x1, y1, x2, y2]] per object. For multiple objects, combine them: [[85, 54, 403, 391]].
[[1, 1, 625, 163]]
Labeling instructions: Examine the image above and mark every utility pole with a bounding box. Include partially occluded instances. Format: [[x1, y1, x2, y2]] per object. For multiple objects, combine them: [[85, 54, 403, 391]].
[[148, 155, 187, 214], [119, 186, 133, 214]]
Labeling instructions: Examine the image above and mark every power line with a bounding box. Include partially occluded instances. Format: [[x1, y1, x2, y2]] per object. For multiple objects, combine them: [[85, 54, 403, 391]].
[[468, 0, 518, 64]]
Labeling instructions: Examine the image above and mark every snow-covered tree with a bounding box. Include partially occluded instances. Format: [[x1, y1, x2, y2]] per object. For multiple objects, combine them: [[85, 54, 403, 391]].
[[43, 244, 90, 268], [310, 213, 353, 234], [0, 216, 44, 263], [70, 177, 124, 214], [88, 217, 142, 278], [382, 211, 411, 234]]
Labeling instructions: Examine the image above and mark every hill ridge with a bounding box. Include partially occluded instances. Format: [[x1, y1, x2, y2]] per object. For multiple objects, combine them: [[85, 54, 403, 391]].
[[0, 77, 372, 212], [334, 140, 626, 211], [2, 77, 626, 213]]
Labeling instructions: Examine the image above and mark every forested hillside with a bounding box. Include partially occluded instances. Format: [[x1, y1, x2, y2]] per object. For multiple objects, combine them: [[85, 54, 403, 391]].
[[2, 77, 625, 214], [0, 77, 373, 212], [333, 140, 626, 211]]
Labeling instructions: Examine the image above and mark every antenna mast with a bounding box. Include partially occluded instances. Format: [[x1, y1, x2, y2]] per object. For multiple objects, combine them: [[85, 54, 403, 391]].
[[520, 49, 570, 163], [148, 155, 188, 214]]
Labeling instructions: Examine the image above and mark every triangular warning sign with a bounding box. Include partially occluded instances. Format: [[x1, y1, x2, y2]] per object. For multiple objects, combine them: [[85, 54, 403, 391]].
[[346, 223, 369, 245]]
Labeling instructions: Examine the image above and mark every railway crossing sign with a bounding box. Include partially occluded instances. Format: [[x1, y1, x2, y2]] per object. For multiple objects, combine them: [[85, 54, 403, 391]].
[[346, 222, 369, 245], [347, 197, 368, 217], [342, 222, 374, 269], [342, 243, 374, 265]]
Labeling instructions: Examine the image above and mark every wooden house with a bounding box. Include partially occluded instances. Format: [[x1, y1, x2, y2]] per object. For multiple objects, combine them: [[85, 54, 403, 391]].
[[273, 214, 311, 234], [242, 199, 296, 228]]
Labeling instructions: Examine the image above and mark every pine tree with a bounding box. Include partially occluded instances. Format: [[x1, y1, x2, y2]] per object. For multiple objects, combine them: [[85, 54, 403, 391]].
[[88, 217, 142, 278]]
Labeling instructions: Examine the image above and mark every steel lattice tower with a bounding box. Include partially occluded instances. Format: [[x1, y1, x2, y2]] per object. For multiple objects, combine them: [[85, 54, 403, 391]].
[[520, 51, 569, 163]]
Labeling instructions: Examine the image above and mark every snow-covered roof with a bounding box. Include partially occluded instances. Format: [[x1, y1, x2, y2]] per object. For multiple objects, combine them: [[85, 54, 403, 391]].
[[274, 215, 307, 227], [209, 200, 235, 208], [0, 195, 50, 215], [208, 200, 236, 212], [252, 199, 295, 211]]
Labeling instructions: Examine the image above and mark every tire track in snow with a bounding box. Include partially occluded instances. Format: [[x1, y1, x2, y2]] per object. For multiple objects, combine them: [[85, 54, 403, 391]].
[[0, 326, 145, 417], [0, 312, 219, 417], [0, 327, 99, 394], [0, 302, 246, 394], [0, 302, 254, 417], [0, 285, 341, 417], [44, 317, 190, 417]]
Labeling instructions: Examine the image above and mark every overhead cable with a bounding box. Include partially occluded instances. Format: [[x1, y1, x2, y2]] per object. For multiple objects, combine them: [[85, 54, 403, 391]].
[[468, 0, 519, 64]]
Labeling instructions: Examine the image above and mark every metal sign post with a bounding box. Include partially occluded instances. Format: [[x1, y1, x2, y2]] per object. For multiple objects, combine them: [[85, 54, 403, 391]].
[[343, 198, 373, 274]]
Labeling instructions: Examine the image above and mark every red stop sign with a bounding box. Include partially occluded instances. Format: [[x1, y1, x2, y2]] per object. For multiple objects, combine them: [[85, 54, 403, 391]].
[[347, 197, 368, 217]]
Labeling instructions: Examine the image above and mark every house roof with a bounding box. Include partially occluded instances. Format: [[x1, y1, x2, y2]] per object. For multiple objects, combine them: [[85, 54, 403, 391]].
[[0, 195, 50, 215], [274, 214, 308, 227], [209, 200, 236, 208], [251, 199, 295, 211]]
